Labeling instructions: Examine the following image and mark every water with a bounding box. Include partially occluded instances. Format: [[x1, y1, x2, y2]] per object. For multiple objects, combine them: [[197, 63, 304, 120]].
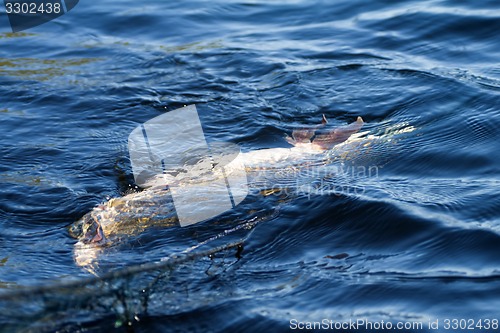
[[0, 0, 499, 331]]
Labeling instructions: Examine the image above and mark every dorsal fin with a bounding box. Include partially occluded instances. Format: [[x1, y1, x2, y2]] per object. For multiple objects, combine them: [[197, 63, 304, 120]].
[[286, 114, 334, 147], [321, 114, 328, 125], [312, 116, 364, 150]]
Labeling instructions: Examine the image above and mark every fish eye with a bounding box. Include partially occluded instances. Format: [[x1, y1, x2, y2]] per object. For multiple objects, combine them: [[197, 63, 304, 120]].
[[82, 215, 94, 226], [68, 222, 83, 238]]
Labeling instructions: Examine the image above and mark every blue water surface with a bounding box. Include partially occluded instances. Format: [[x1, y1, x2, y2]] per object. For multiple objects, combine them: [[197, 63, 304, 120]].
[[0, 0, 499, 332]]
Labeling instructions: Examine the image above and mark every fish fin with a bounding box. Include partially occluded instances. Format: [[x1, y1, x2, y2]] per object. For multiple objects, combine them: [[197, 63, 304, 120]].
[[291, 129, 315, 143], [322, 114, 328, 125], [285, 135, 296, 146], [286, 114, 335, 147]]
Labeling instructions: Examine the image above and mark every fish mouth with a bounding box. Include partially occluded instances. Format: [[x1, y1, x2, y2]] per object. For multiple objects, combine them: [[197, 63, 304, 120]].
[[69, 214, 107, 245], [85, 220, 105, 244]]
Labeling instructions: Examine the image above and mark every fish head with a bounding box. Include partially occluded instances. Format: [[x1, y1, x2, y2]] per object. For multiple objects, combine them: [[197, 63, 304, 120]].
[[69, 213, 107, 245]]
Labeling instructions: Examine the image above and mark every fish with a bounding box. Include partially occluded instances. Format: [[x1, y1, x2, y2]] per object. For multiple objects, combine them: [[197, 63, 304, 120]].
[[68, 115, 414, 270]]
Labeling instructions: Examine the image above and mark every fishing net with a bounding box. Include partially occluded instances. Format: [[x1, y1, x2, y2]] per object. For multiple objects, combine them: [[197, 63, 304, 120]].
[[0, 241, 247, 332]]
